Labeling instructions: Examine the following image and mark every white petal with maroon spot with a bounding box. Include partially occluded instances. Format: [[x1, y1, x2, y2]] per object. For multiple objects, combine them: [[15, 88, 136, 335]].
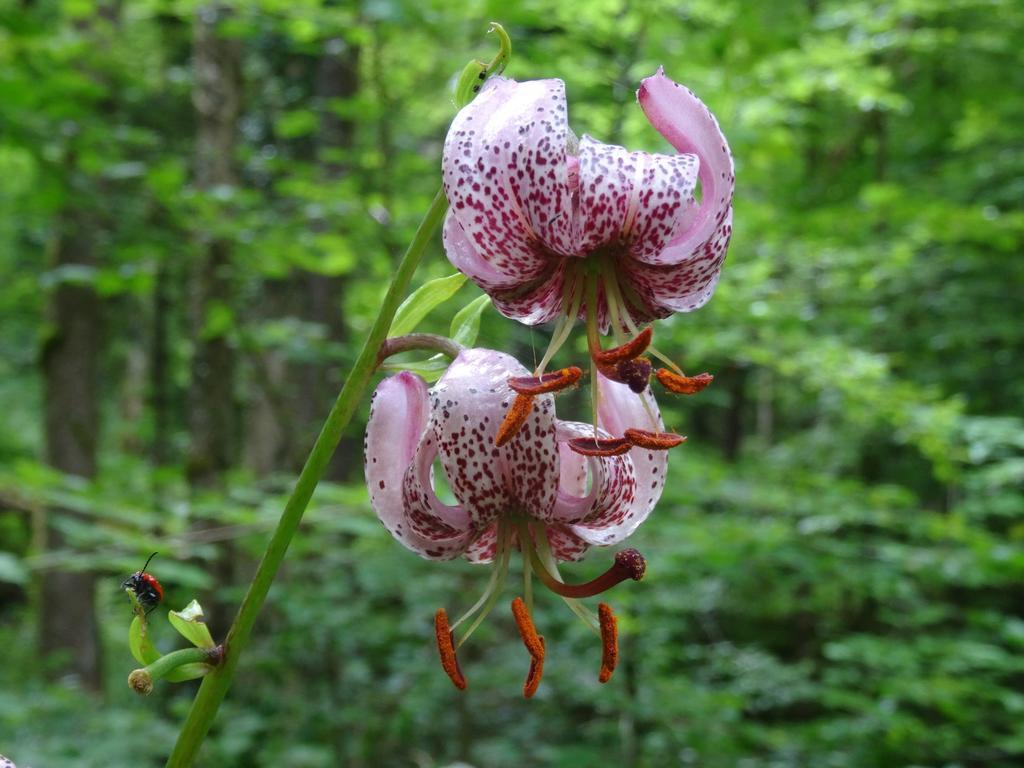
[[429, 349, 559, 526], [488, 259, 569, 326], [563, 425, 638, 546], [636, 67, 734, 270], [570, 373, 668, 546], [550, 423, 593, 523], [465, 522, 500, 564], [621, 205, 732, 313], [442, 76, 574, 289], [575, 136, 698, 263], [544, 524, 591, 562], [365, 373, 473, 560], [549, 420, 634, 527]]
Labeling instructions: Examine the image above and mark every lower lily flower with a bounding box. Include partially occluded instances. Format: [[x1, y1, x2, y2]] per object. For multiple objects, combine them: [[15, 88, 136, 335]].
[[442, 68, 730, 443], [364, 348, 668, 696]]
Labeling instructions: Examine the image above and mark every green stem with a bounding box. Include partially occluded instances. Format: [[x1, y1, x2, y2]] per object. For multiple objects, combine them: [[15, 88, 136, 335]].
[[165, 188, 449, 768]]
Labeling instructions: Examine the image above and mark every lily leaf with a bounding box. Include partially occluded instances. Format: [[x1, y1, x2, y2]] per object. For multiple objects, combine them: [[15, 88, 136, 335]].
[[129, 614, 161, 667], [449, 294, 491, 348], [389, 273, 466, 336], [168, 599, 216, 649]]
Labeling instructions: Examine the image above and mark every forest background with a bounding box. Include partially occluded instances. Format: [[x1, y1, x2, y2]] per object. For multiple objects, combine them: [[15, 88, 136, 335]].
[[1, 0, 1023, 766]]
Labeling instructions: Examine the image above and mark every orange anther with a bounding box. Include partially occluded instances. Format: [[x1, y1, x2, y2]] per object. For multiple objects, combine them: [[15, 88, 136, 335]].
[[434, 608, 467, 690], [655, 369, 713, 395], [591, 327, 653, 365], [495, 393, 535, 447], [523, 637, 545, 698], [567, 436, 633, 457], [508, 366, 583, 396], [512, 597, 546, 699], [511, 597, 544, 660], [624, 428, 687, 450], [598, 603, 618, 684]]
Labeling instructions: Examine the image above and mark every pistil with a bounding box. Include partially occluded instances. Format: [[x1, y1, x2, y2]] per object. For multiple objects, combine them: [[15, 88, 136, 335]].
[[528, 543, 647, 599]]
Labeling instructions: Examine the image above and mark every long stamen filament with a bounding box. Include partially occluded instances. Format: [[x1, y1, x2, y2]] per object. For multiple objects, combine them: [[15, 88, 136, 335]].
[[536, 268, 585, 376], [451, 520, 510, 632], [455, 525, 512, 648], [584, 271, 602, 354], [600, 266, 629, 344], [522, 524, 534, 615]]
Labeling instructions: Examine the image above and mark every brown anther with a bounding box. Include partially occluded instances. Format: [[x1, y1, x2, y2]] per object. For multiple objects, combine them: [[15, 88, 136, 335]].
[[598, 603, 619, 683], [434, 608, 467, 690], [495, 393, 535, 447], [567, 436, 633, 457], [655, 369, 714, 395], [524, 637, 545, 698], [614, 548, 647, 581], [624, 428, 687, 450], [508, 366, 583, 395], [591, 326, 653, 365]]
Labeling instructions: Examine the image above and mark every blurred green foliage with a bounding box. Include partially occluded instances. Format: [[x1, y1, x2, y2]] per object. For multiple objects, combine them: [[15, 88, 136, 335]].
[[1, 0, 1023, 766]]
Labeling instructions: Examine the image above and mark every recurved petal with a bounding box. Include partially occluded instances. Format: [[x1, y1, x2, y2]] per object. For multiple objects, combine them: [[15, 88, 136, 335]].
[[544, 524, 591, 562], [488, 260, 569, 326], [548, 422, 600, 524], [550, 419, 639, 546], [442, 76, 574, 288], [465, 523, 500, 564], [442, 211, 523, 293], [430, 349, 560, 526], [575, 136, 699, 263], [636, 68, 734, 272], [568, 373, 668, 546], [365, 373, 473, 560], [622, 205, 732, 313]]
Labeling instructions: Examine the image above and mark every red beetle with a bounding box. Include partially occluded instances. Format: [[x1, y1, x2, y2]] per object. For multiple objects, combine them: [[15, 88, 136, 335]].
[[122, 552, 163, 615]]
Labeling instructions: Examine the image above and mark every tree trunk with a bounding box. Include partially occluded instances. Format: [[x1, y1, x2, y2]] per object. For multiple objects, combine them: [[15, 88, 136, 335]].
[[39, 206, 102, 690], [187, 4, 241, 490], [187, 4, 242, 640]]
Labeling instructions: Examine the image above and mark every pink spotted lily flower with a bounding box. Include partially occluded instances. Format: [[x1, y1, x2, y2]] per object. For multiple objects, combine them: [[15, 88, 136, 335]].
[[442, 68, 733, 451], [364, 348, 668, 696]]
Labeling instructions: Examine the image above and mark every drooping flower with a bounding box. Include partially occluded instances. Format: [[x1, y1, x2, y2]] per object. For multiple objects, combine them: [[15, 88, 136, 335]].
[[441, 68, 732, 445], [364, 348, 668, 695]]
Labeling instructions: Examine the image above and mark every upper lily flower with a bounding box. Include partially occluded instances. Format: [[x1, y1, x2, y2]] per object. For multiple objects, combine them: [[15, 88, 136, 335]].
[[364, 348, 667, 696], [441, 68, 733, 444]]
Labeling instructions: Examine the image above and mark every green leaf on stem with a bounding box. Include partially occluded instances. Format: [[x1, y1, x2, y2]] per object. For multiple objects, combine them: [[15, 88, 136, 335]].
[[168, 600, 217, 650], [388, 273, 466, 337], [129, 614, 161, 667], [449, 293, 491, 348]]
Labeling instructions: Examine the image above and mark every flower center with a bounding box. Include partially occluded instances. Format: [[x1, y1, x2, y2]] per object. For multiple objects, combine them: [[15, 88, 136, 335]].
[[493, 250, 716, 453], [432, 518, 645, 696]]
